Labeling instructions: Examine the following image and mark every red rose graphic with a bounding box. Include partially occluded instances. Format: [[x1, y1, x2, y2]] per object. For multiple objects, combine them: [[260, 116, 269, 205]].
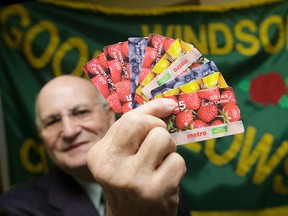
[[249, 72, 287, 105]]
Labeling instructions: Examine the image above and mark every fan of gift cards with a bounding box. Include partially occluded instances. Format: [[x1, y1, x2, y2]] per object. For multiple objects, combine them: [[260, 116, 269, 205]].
[[82, 33, 244, 145]]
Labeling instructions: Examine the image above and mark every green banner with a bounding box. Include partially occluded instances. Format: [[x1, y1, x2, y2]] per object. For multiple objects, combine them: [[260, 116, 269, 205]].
[[0, 1, 288, 215]]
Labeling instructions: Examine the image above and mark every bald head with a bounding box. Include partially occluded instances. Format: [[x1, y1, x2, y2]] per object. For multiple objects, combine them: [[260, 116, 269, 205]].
[[35, 75, 106, 129], [34, 75, 115, 180], [37, 75, 99, 101]]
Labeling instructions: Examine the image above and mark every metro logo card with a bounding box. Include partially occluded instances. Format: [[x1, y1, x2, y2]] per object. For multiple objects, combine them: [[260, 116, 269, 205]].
[[163, 87, 244, 145]]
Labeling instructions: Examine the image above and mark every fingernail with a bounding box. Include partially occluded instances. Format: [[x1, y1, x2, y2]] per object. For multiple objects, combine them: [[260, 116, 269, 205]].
[[161, 98, 177, 108]]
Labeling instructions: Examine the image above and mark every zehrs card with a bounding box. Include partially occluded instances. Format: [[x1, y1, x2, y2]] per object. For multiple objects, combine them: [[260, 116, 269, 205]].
[[163, 87, 244, 145]]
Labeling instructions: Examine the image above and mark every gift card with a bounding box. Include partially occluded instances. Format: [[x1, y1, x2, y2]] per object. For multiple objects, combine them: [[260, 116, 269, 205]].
[[150, 61, 219, 98], [163, 87, 244, 145], [82, 53, 123, 115], [103, 41, 132, 114], [157, 72, 228, 98], [128, 37, 148, 108]]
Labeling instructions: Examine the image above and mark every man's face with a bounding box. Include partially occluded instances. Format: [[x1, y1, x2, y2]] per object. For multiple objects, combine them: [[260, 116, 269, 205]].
[[37, 77, 115, 177]]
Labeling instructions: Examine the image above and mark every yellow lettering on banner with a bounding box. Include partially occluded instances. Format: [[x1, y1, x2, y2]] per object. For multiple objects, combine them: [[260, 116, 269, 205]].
[[23, 20, 59, 69], [259, 15, 284, 54], [253, 140, 288, 185], [141, 24, 182, 39], [151, 24, 163, 36], [235, 19, 260, 56], [0, 5, 30, 49], [52, 37, 88, 77], [183, 124, 288, 189], [165, 25, 175, 38], [174, 25, 182, 39], [273, 150, 288, 195], [236, 126, 287, 185], [208, 23, 233, 55], [92, 50, 102, 59], [184, 142, 202, 153], [20, 138, 49, 173], [142, 15, 287, 56], [184, 25, 208, 55], [205, 134, 243, 166], [141, 25, 150, 37], [236, 126, 257, 176]]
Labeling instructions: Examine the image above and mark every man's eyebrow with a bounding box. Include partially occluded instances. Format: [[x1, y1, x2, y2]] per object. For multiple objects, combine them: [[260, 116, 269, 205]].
[[71, 104, 92, 110]]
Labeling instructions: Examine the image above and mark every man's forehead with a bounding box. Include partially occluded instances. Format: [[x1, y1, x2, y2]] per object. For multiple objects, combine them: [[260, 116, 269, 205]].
[[37, 79, 98, 116], [39, 79, 97, 101]]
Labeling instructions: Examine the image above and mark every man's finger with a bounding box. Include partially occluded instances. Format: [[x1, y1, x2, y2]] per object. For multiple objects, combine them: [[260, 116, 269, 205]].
[[105, 113, 166, 155], [156, 152, 186, 189], [131, 98, 177, 119], [136, 127, 176, 169]]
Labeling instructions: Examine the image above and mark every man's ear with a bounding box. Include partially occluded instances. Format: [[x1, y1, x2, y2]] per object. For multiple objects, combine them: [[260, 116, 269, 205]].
[[106, 105, 116, 126]]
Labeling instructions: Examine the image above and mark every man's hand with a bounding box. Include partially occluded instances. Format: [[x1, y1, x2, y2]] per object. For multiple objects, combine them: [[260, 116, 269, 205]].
[[87, 98, 187, 216]]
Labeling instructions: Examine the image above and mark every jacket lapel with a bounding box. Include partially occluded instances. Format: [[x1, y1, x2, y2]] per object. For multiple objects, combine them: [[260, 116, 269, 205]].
[[47, 168, 100, 216]]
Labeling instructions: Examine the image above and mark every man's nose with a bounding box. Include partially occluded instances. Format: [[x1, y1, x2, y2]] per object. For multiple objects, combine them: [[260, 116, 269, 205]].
[[61, 116, 81, 138]]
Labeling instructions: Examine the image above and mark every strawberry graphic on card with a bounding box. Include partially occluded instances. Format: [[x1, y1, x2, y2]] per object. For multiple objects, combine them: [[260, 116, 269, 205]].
[[82, 52, 123, 116], [163, 87, 244, 145], [104, 41, 132, 114]]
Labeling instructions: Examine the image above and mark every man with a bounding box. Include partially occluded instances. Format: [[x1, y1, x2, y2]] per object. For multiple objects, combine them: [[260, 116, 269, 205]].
[[0, 75, 189, 216]]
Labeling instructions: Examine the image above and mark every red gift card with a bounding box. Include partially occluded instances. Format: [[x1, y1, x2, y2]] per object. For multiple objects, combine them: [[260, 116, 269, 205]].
[[83, 52, 124, 115], [103, 41, 133, 114]]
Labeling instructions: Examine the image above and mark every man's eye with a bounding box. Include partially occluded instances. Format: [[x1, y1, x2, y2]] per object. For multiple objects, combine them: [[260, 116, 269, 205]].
[[73, 109, 91, 117], [45, 118, 60, 127]]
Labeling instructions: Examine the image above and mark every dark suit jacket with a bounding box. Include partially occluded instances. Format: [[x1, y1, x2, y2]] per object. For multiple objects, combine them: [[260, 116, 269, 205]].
[[0, 167, 190, 216]]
